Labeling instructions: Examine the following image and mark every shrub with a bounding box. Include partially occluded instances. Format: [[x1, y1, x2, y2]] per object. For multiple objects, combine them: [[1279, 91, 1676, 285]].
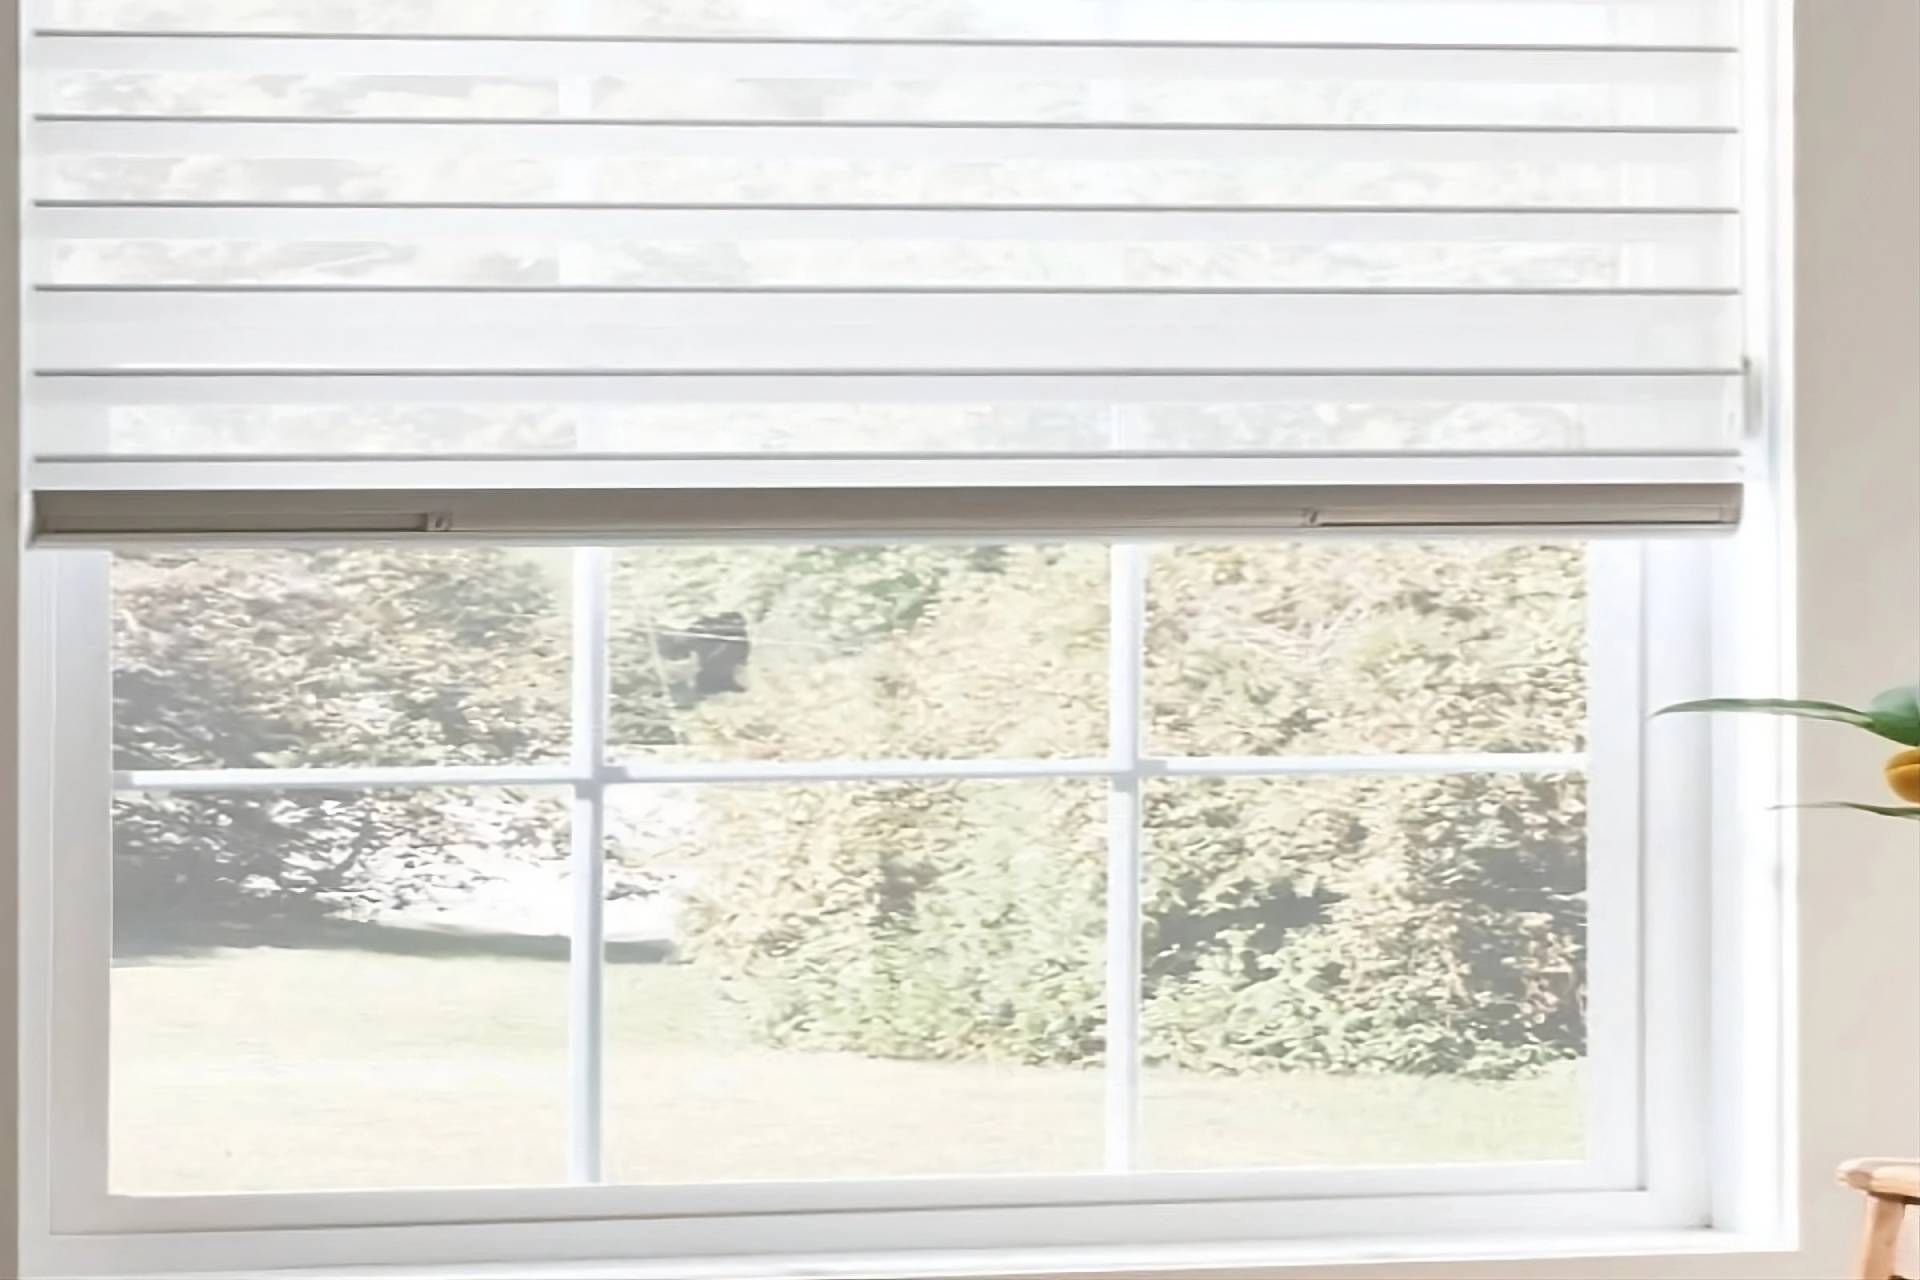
[[112, 547, 571, 942], [113, 537, 1592, 1079], [670, 543, 1589, 1080], [679, 779, 1108, 1065], [1140, 773, 1585, 1079]]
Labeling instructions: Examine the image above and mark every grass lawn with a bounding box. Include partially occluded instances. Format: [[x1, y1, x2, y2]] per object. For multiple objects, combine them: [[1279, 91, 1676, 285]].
[[111, 943, 1584, 1195]]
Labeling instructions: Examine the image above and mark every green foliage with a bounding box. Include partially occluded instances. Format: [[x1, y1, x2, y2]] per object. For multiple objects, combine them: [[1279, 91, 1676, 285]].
[[117, 539, 1592, 1079], [1659, 681, 1920, 820], [112, 548, 571, 941], [658, 542, 1590, 1080], [1802, 802, 1920, 821], [1659, 682, 1920, 747], [1146, 541, 1587, 757], [1140, 774, 1585, 1079], [1869, 684, 1920, 747], [606, 544, 1034, 754], [678, 780, 1108, 1066], [630, 545, 1114, 1064]]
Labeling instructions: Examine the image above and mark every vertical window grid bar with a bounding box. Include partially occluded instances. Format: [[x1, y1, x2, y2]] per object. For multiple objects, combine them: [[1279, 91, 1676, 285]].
[[566, 549, 612, 1186], [1104, 543, 1147, 1172]]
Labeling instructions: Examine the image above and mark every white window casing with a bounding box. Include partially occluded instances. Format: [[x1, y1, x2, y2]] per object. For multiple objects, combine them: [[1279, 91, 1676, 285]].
[[27, 539, 1732, 1277], [12, 0, 1796, 1275]]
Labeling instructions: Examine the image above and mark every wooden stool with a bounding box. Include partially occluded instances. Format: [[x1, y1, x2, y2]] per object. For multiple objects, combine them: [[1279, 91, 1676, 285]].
[[1840, 1158, 1920, 1279]]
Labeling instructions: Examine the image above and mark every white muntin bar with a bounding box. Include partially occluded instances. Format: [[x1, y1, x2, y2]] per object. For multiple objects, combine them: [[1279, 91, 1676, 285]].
[[599, 757, 1116, 787], [556, 28, 608, 1156], [567, 548, 612, 1186], [1104, 545, 1148, 1171], [112, 751, 1588, 794]]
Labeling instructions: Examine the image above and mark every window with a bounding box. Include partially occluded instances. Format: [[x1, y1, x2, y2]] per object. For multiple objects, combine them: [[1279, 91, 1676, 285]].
[[17, 0, 1788, 1275], [104, 538, 1608, 1197]]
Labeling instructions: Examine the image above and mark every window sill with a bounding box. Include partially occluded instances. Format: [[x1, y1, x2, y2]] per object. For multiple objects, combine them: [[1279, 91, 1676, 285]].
[[149, 1228, 1794, 1280]]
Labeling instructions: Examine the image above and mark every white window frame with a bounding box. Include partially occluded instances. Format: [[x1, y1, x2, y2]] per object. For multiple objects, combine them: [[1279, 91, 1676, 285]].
[[14, 529, 1779, 1278], [11, 0, 1797, 1268]]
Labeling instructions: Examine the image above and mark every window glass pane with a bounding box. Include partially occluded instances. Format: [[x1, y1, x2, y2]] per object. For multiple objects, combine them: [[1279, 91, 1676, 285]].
[[113, 549, 572, 770], [607, 545, 1107, 762], [110, 786, 570, 1193], [1140, 772, 1588, 1170], [1147, 542, 1589, 757], [604, 779, 1107, 1182]]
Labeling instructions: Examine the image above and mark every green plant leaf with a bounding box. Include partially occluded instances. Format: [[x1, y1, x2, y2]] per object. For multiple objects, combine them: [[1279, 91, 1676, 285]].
[[1867, 683, 1920, 746], [1655, 697, 1875, 729], [1799, 801, 1920, 821]]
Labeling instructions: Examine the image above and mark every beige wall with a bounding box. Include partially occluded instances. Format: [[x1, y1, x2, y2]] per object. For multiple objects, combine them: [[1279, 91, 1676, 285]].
[[1789, 0, 1920, 1274], [3, 1, 1917, 1277]]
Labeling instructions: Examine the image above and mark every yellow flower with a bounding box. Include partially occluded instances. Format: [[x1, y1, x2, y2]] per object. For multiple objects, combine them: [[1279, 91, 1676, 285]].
[[1888, 748, 1920, 804]]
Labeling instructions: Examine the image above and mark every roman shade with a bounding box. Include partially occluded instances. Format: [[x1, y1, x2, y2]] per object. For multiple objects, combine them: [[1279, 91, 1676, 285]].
[[21, 0, 1751, 542]]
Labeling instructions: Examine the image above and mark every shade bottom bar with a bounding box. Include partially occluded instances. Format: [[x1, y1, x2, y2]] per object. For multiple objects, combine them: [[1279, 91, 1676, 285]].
[[32, 481, 1741, 544]]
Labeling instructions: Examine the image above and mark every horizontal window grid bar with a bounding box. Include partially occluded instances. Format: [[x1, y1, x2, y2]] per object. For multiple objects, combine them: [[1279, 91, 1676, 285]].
[[26, 370, 1745, 411], [35, 112, 1739, 137], [30, 29, 1741, 55], [33, 284, 1743, 298], [29, 118, 1738, 162], [113, 753, 1588, 792], [597, 758, 1118, 785], [24, 32, 1740, 81], [33, 454, 1743, 491], [604, 753, 1595, 785]]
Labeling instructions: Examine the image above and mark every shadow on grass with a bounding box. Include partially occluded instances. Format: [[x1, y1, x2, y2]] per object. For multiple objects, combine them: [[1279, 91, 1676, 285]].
[[114, 915, 674, 967]]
